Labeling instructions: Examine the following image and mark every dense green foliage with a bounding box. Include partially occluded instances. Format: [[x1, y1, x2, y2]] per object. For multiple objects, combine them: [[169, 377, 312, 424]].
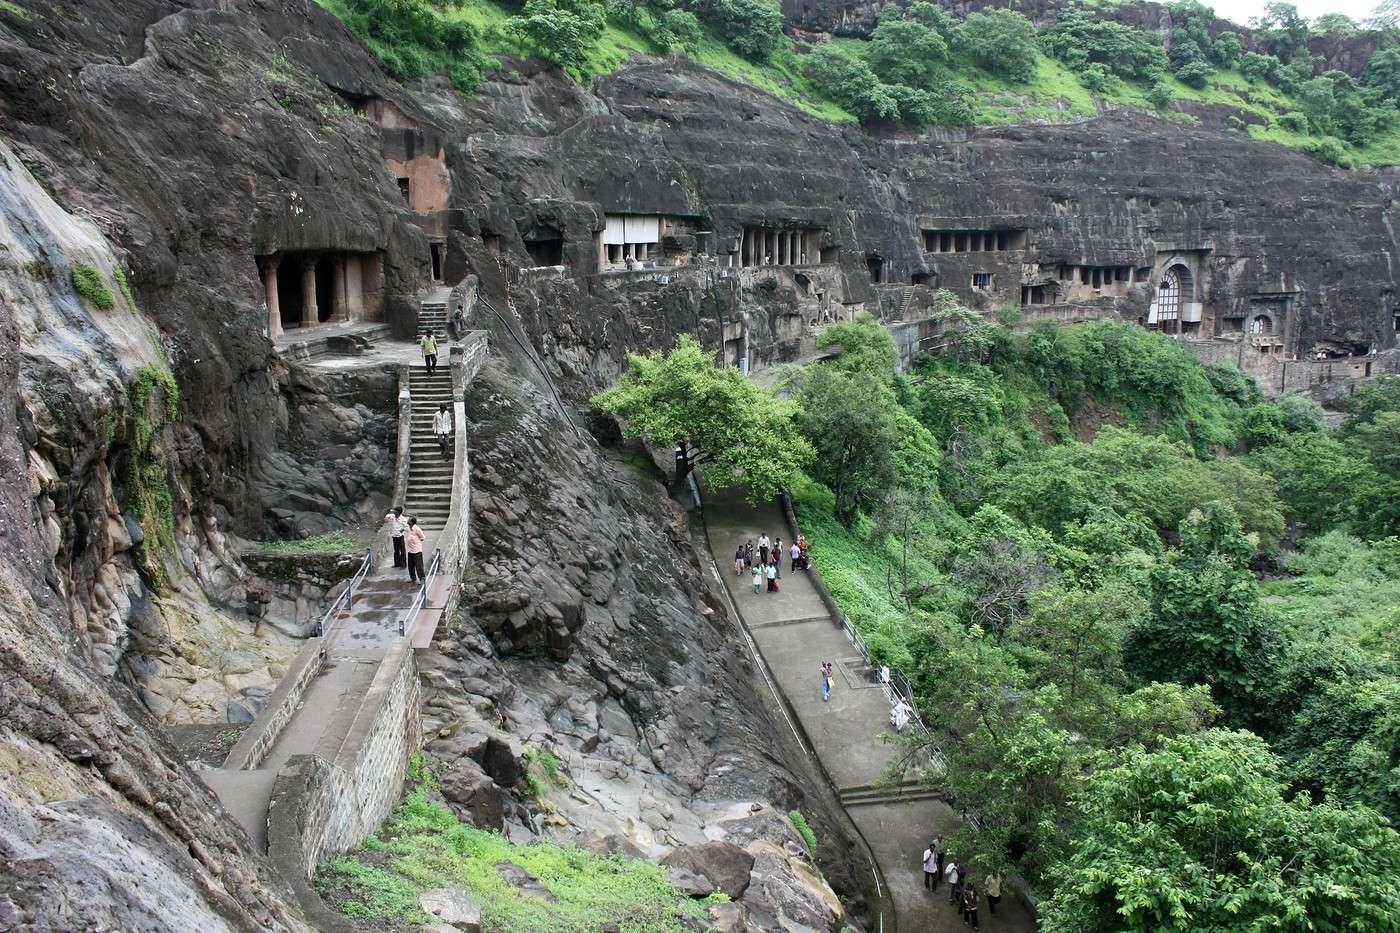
[[255, 530, 356, 554], [779, 302, 1400, 924], [320, 0, 490, 90], [506, 0, 607, 72], [127, 365, 179, 585], [319, 784, 711, 930], [71, 263, 115, 310], [592, 335, 812, 501]]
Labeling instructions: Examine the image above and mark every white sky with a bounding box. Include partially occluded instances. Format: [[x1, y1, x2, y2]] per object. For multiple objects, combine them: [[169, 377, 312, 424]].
[[1205, 0, 1378, 27]]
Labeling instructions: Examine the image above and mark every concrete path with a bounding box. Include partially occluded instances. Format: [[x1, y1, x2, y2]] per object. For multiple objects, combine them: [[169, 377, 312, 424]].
[[703, 484, 1037, 933]]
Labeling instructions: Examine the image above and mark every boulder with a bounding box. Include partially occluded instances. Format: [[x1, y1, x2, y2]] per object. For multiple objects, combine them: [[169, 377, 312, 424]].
[[494, 862, 556, 901], [666, 866, 715, 898], [661, 841, 754, 900], [707, 902, 748, 933], [418, 888, 482, 931], [439, 760, 508, 831]]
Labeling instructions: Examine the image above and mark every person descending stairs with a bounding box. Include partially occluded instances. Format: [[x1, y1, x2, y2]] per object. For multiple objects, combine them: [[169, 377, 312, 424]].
[[404, 364, 455, 533]]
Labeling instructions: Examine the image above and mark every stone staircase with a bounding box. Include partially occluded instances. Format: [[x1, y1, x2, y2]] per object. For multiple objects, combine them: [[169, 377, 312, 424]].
[[404, 366, 455, 532], [895, 285, 916, 319], [418, 297, 448, 338]]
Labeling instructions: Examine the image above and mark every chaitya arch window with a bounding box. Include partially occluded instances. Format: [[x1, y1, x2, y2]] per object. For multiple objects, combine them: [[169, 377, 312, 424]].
[[1156, 267, 1182, 334]]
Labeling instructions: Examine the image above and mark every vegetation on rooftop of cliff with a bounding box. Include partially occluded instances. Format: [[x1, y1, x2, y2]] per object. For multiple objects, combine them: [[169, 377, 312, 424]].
[[592, 306, 1400, 926], [316, 757, 717, 931], [321, 0, 1400, 163]]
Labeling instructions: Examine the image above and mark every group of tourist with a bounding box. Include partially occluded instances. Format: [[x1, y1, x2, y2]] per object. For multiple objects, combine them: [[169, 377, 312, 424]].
[[921, 836, 1002, 929], [734, 532, 811, 596], [383, 506, 428, 582]]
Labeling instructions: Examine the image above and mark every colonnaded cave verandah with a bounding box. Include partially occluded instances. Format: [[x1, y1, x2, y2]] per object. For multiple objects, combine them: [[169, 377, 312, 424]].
[[256, 250, 385, 337]]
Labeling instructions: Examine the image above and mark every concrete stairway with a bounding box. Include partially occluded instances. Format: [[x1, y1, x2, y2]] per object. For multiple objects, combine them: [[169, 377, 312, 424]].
[[404, 365, 455, 532], [418, 297, 448, 338]]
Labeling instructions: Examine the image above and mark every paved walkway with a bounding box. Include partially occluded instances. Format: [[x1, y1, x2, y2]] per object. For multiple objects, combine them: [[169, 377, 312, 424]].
[[703, 484, 1037, 933]]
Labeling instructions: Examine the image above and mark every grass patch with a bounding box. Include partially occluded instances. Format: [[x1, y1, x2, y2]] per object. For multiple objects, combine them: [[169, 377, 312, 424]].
[[112, 265, 137, 312], [128, 365, 179, 586], [0, 1, 29, 20], [684, 38, 855, 122], [72, 263, 115, 310], [316, 788, 709, 931], [255, 529, 356, 555], [787, 810, 817, 856]]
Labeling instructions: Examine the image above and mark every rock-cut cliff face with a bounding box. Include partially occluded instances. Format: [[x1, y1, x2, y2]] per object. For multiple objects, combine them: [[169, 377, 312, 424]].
[[2, 0, 1400, 928]]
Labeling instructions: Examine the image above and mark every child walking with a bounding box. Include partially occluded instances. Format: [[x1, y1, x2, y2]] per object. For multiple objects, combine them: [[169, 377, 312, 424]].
[[752, 564, 763, 594]]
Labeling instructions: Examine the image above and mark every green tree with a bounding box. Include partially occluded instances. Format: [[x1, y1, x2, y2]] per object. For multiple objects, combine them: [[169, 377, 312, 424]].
[[591, 335, 812, 499], [803, 46, 901, 123], [1241, 50, 1283, 83], [1124, 505, 1285, 728], [928, 289, 997, 365], [1245, 431, 1371, 534], [693, 0, 784, 60], [1366, 46, 1400, 102], [955, 9, 1038, 83], [866, 16, 948, 89], [1042, 729, 1400, 932], [1251, 2, 1312, 61], [505, 0, 606, 73], [794, 363, 899, 523], [1212, 30, 1241, 66], [1040, 9, 1168, 81], [1174, 58, 1212, 88], [1313, 11, 1360, 33]]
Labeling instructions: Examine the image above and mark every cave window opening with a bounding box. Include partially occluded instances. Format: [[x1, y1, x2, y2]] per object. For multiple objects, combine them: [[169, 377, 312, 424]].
[[1115, 266, 1130, 282], [1134, 267, 1151, 283], [1222, 317, 1244, 333], [1020, 284, 1046, 305], [484, 234, 502, 254], [314, 257, 336, 323], [912, 272, 935, 286], [1366, 361, 1373, 376], [819, 244, 840, 263], [1155, 267, 1183, 335], [430, 242, 444, 281], [1249, 314, 1273, 335], [397, 177, 411, 202], [972, 272, 992, 290]]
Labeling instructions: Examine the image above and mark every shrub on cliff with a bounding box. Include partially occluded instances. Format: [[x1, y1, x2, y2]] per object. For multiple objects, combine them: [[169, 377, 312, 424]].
[[1039, 8, 1167, 82], [325, 0, 489, 91], [955, 9, 1037, 83], [690, 0, 784, 61], [71, 263, 114, 310], [505, 0, 607, 73]]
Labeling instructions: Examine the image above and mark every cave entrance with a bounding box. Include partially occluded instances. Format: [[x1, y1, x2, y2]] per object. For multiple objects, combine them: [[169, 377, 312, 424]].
[[276, 261, 304, 329], [866, 254, 884, 284], [430, 241, 444, 281], [314, 257, 336, 323], [524, 225, 564, 267], [1154, 266, 1185, 335]]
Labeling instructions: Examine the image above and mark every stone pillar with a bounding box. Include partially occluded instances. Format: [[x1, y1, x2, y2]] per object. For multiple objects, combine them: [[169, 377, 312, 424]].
[[345, 255, 364, 323], [261, 256, 282, 338], [596, 231, 606, 273], [301, 256, 318, 328], [331, 255, 348, 323]]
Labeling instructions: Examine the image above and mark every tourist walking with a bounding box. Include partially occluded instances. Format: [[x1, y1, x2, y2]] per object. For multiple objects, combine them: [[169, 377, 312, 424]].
[[420, 331, 439, 376], [758, 533, 770, 566], [922, 839, 940, 891], [766, 562, 778, 592], [384, 506, 407, 568], [933, 833, 946, 880], [405, 518, 426, 582], [790, 541, 801, 573], [962, 883, 979, 929], [743, 540, 754, 570], [433, 404, 453, 458], [798, 534, 810, 570], [774, 538, 783, 578], [946, 858, 963, 908], [891, 697, 912, 732], [752, 563, 762, 594], [985, 874, 1001, 916], [822, 661, 834, 702], [734, 544, 746, 576]]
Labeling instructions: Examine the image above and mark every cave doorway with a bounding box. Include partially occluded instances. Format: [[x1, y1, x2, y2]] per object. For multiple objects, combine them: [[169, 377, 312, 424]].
[[866, 254, 884, 284], [430, 242, 444, 281], [1155, 266, 1185, 335], [1249, 314, 1273, 335], [524, 225, 564, 267], [277, 262, 304, 329], [314, 257, 336, 323]]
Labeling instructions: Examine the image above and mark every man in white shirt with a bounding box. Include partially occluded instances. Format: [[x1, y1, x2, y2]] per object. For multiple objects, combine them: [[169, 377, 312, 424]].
[[384, 507, 408, 567], [922, 838, 940, 891], [433, 404, 453, 458]]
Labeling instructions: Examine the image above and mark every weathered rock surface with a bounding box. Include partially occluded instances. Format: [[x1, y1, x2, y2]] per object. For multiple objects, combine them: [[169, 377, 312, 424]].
[[662, 841, 756, 900], [418, 887, 483, 931]]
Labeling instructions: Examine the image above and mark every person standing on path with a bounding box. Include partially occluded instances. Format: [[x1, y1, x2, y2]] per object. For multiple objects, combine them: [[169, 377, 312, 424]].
[[822, 661, 834, 702], [798, 534, 809, 570], [774, 538, 783, 578], [962, 883, 979, 929], [384, 507, 407, 568], [420, 331, 439, 376], [933, 833, 946, 885], [405, 518, 426, 582], [790, 541, 801, 574], [922, 840, 940, 891], [734, 544, 746, 576], [752, 563, 762, 594], [984, 874, 1001, 916], [758, 533, 770, 567], [743, 540, 754, 571], [946, 858, 962, 908], [766, 562, 778, 592], [433, 404, 453, 458]]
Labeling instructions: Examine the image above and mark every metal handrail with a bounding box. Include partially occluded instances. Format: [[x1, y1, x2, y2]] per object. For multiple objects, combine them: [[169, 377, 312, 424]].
[[317, 549, 374, 638], [399, 547, 442, 637]]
